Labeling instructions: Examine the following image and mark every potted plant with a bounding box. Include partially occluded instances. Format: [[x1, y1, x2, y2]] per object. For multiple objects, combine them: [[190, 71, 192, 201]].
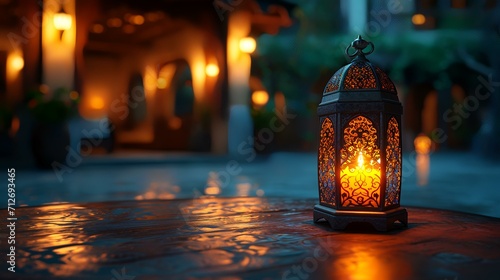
[[26, 86, 80, 169]]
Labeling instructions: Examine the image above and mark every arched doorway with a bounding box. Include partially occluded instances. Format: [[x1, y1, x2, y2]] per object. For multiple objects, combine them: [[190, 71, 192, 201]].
[[153, 59, 196, 150]]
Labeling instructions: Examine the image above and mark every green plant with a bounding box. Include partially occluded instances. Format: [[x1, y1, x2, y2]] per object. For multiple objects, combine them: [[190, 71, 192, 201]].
[[26, 87, 80, 123]]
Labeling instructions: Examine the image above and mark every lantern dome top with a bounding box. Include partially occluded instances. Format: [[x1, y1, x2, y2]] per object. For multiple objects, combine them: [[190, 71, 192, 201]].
[[323, 36, 397, 95]]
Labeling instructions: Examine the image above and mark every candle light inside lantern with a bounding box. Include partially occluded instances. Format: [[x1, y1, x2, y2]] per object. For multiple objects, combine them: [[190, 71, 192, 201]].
[[340, 150, 382, 207], [358, 151, 364, 166]]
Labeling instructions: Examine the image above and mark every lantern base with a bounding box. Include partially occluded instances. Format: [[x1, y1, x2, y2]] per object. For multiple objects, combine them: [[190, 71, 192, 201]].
[[313, 205, 408, 231]]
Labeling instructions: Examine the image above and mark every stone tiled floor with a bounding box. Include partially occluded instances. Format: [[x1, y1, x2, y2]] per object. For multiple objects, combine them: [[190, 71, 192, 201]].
[[4, 151, 500, 217]]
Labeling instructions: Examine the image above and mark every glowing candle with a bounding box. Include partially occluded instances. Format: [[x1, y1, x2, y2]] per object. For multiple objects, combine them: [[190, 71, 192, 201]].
[[340, 150, 381, 207]]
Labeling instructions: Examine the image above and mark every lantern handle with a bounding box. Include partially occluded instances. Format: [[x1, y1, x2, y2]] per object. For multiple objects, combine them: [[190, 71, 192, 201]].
[[345, 35, 374, 58]]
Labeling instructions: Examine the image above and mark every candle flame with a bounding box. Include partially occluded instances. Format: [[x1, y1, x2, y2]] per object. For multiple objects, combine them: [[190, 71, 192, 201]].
[[357, 151, 364, 167]]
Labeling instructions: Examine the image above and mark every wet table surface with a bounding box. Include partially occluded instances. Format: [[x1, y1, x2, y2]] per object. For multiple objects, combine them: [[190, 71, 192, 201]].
[[2, 197, 500, 280]]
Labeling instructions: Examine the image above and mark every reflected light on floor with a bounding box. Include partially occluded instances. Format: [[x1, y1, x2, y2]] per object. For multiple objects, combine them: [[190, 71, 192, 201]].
[[205, 172, 221, 195], [22, 204, 97, 277], [135, 182, 180, 200], [414, 134, 432, 186], [180, 197, 270, 232], [237, 183, 252, 196], [256, 189, 265, 197], [331, 246, 412, 280]]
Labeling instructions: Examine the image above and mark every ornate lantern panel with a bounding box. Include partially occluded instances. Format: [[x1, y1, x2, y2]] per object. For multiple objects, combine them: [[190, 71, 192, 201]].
[[314, 36, 407, 231]]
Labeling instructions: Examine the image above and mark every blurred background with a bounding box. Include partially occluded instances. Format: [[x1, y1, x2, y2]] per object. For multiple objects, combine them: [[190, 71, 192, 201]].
[[0, 0, 499, 216]]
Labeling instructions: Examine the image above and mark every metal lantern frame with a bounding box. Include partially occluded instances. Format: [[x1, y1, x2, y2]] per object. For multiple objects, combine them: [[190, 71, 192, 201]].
[[313, 36, 408, 231]]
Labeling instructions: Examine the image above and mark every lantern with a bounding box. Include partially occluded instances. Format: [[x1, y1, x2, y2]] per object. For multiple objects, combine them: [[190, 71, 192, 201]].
[[314, 36, 407, 231], [53, 3, 72, 41]]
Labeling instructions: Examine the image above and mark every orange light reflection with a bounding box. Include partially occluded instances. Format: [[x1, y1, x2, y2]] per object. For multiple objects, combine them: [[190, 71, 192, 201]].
[[414, 134, 432, 186], [135, 182, 180, 200], [21, 204, 98, 277], [331, 246, 412, 280]]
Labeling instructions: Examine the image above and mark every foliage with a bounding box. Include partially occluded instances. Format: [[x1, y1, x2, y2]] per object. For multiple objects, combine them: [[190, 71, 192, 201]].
[[26, 87, 80, 123], [372, 31, 481, 84], [256, 0, 486, 88]]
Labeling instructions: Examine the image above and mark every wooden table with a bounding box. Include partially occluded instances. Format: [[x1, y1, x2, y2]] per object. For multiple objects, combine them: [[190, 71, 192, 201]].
[[2, 197, 500, 279]]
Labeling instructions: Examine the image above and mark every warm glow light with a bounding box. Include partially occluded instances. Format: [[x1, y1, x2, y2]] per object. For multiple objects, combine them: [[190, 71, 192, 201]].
[[91, 24, 104, 33], [143, 65, 158, 94], [315, 36, 407, 231], [107, 18, 122, 28], [239, 37, 256, 54], [252, 90, 269, 107], [157, 77, 167, 89], [69, 91, 79, 100], [42, 0, 76, 88], [157, 64, 176, 90], [236, 183, 252, 196], [414, 134, 431, 186], [332, 246, 411, 279], [130, 15, 145, 25], [39, 84, 50, 94], [357, 151, 364, 167], [168, 117, 182, 130], [412, 14, 426, 25], [8, 54, 24, 71], [416, 153, 430, 186], [274, 91, 286, 113], [28, 204, 95, 277], [53, 11, 72, 31], [340, 150, 381, 207], [205, 172, 221, 195], [331, 116, 385, 208], [90, 96, 105, 110], [135, 182, 179, 200], [205, 186, 221, 195], [205, 64, 220, 77], [414, 134, 432, 154], [9, 117, 20, 137]]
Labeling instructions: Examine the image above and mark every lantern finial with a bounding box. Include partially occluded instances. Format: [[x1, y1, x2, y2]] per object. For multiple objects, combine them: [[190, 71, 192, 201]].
[[345, 35, 374, 59]]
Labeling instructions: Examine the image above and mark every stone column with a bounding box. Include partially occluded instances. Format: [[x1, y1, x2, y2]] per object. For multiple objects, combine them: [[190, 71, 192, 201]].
[[227, 11, 253, 156]]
